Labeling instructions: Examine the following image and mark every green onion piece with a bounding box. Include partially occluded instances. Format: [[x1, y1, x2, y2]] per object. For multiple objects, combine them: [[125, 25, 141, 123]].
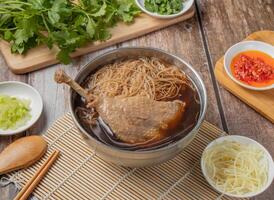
[[0, 95, 31, 130], [144, 0, 183, 15]]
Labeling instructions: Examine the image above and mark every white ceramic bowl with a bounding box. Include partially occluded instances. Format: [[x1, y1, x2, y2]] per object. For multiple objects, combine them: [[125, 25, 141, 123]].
[[135, 0, 194, 19], [224, 41, 274, 91], [201, 135, 274, 198], [0, 81, 43, 135]]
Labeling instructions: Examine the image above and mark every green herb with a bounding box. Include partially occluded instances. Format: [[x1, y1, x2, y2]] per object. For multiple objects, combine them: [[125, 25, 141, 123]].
[[145, 0, 183, 15], [0, 0, 140, 64], [0, 95, 31, 130]]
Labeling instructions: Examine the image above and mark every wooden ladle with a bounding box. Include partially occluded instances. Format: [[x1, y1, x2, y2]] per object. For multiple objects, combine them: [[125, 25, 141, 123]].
[[0, 136, 47, 175]]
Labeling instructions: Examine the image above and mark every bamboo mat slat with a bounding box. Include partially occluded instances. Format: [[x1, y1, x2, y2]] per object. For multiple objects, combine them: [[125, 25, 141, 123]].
[[12, 113, 247, 200]]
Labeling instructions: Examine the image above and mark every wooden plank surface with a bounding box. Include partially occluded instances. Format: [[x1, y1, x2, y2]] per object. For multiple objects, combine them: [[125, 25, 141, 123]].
[[0, 8, 195, 74], [196, 0, 274, 199], [215, 31, 274, 123], [0, 0, 273, 199]]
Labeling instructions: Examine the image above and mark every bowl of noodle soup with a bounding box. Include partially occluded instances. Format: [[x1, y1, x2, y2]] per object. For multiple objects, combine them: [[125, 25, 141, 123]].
[[69, 47, 207, 167]]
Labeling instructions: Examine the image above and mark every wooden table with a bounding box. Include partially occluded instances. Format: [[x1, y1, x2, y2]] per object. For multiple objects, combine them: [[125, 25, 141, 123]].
[[0, 0, 273, 199]]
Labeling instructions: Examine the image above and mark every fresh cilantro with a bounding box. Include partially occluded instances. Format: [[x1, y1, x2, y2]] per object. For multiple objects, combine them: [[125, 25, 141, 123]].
[[0, 0, 140, 64]]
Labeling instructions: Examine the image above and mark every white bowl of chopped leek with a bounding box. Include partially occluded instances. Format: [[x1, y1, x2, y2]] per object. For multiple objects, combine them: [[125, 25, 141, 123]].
[[0, 82, 43, 135], [201, 135, 274, 198], [135, 0, 194, 19]]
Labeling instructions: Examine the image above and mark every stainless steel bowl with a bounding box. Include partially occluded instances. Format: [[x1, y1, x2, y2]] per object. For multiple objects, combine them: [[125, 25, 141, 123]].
[[70, 47, 207, 167]]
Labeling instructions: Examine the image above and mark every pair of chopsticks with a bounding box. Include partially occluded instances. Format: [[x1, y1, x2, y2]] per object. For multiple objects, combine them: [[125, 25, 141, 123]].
[[14, 150, 60, 200]]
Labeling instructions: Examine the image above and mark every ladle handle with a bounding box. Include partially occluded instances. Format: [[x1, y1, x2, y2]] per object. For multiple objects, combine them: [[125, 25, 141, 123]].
[[54, 69, 92, 101]]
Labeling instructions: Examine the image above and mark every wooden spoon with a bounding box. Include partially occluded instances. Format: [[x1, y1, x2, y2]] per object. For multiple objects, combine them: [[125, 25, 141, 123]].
[[0, 136, 47, 175]]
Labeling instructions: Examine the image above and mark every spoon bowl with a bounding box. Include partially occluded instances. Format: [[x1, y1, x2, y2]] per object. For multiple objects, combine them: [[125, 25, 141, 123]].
[[0, 136, 47, 175]]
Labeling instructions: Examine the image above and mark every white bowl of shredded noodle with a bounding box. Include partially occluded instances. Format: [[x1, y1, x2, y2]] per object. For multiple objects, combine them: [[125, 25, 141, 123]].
[[201, 135, 274, 198]]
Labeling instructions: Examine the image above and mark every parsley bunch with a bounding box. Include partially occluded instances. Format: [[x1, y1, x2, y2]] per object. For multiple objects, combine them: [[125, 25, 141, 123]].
[[145, 0, 183, 15], [0, 0, 140, 64]]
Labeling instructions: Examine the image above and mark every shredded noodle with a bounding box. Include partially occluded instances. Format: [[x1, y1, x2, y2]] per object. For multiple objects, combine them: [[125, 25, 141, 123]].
[[203, 140, 268, 195], [84, 57, 191, 101]]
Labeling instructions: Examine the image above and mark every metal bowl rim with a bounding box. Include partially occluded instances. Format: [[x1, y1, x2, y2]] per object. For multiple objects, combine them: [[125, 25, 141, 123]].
[[69, 47, 207, 154]]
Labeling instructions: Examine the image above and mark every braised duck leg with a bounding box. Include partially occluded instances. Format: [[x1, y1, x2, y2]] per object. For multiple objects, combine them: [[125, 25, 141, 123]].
[[54, 69, 186, 145]]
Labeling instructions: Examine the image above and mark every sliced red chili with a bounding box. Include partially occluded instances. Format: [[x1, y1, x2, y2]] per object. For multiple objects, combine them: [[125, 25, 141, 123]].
[[233, 54, 274, 84]]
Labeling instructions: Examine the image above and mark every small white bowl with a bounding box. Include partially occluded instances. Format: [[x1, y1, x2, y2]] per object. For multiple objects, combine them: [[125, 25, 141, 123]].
[[224, 41, 274, 91], [0, 81, 43, 135], [135, 0, 194, 19], [201, 135, 274, 198]]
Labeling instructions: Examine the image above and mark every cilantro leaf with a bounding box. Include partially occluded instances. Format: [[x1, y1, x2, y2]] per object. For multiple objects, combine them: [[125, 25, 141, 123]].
[[0, 0, 140, 64], [57, 48, 72, 64], [90, 2, 107, 17]]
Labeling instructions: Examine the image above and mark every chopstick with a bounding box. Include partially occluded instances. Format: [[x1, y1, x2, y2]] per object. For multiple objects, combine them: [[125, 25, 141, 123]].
[[14, 150, 60, 200]]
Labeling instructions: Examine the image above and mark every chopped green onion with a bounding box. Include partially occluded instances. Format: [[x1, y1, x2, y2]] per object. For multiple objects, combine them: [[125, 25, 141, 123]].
[[145, 0, 183, 15], [0, 95, 31, 130]]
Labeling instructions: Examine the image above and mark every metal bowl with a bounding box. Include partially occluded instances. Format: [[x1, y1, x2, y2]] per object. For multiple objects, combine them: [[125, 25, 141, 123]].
[[70, 47, 207, 167]]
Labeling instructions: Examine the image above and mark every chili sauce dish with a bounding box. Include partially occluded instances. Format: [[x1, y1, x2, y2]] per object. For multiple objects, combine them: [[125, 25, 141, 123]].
[[0, 82, 43, 135], [135, 0, 194, 19], [224, 41, 274, 90]]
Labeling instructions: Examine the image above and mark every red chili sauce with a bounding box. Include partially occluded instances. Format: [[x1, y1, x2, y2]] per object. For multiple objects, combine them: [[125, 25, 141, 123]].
[[231, 50, 274, 87]]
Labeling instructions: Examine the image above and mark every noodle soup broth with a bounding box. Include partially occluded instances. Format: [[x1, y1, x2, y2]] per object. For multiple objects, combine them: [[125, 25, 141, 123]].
[[75, 57, 201, 151]]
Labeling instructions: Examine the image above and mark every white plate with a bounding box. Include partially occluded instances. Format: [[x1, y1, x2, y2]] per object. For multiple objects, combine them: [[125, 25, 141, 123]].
[[224, 41, 274, 91], [201, 135, 274, 198], [0, 81, 43, 135], [135, 0, 194, 19]]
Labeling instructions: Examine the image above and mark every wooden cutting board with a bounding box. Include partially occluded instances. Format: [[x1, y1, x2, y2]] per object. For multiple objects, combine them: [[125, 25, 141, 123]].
[[0, 7, 194, 74], [214, 30, 274, 123]]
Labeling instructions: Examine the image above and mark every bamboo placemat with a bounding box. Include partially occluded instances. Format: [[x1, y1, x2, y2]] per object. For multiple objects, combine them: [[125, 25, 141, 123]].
[[11, 113, 247, 200]]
